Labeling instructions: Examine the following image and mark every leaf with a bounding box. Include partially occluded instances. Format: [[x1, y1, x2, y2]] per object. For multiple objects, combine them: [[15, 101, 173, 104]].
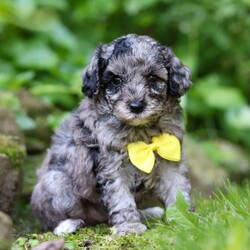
[[15, 237, 27, 246], [14, 41, 59, 70], [49, 25, 78, 50], [195, 75, 246, 110], [36, 0, 68, 10], [75, 0, 117, 18], [0, 92, 20, 112], [16, 113, 36, 130], [64, 241, 75, 250], [47, 112, 69, 130], [166, 192, 199, 229], [225, 106, 250, 130], [31, 83, 71, 95], [28, 239, 40, 247], [31, 83, 77, 109], [124, 0, 161, 15], [14, 0, 35, 18], [0, 0, 59, 30], [204, 87, 246, 109], [9, 71, 35, 89]]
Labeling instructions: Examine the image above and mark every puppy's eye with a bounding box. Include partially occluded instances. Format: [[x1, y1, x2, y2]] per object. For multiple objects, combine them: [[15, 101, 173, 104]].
[[105, 76, 122, 94], [111, 77, 122, 86], [147, 75, 165, 92], [148, 75, 159, 82]]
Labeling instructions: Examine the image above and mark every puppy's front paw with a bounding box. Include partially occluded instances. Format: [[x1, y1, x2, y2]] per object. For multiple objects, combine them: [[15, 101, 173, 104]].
[[140, 206, 164, 220], [113, 222, 147, 235]]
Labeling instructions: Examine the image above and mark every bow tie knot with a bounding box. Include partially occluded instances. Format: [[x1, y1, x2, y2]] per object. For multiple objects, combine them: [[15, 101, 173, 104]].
[[127, 133, 181, 174]]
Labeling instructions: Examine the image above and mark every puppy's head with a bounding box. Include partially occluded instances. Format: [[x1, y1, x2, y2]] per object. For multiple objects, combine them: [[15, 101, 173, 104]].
[[82, 34, 192, 126]]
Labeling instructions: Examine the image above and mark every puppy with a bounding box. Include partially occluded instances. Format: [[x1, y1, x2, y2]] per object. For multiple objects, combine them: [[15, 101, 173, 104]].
[[31, 34, 193, 235]]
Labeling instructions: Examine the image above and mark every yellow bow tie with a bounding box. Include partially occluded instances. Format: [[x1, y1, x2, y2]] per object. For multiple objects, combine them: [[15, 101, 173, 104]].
[[127, 133, 181, 174]]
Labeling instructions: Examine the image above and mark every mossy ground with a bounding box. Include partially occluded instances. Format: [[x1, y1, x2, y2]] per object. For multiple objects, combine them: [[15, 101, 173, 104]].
[[12, 182, 250, 250]]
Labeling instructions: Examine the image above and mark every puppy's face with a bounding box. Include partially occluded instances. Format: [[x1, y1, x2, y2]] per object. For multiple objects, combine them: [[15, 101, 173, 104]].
[[82, 35, 192, 126], [102, 44, 168, 126]]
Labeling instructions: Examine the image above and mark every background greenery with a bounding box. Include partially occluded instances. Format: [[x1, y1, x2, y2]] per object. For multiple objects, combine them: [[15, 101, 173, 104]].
[[1, 0, 250, 147], [1, 0, 250, 150]]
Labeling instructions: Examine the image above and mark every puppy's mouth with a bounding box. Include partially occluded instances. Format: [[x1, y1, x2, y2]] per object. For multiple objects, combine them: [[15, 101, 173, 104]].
[[125, 117, 151, 126], [115, 112, 159, 126]]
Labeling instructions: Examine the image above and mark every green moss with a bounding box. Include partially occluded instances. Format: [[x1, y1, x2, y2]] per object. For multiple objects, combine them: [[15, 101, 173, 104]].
[[13, 224, 163, 250], [0, 134, 26, 168], [0, 239, 11, 250]]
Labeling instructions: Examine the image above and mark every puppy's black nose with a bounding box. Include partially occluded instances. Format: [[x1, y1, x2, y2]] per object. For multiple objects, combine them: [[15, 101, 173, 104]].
[[129, 101, 145, 114]]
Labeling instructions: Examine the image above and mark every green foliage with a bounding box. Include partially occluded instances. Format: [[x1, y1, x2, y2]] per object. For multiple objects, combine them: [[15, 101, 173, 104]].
[[0, 0, 249, 150], [166, 192, 199, 229], [172, 183, 250, 250]]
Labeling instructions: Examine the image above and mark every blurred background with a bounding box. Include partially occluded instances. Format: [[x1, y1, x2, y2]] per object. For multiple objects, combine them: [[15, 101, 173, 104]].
[[0, 0, 249, 237]]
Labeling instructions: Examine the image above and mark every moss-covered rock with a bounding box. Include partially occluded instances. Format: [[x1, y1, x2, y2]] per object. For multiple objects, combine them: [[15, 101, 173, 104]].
[[15, 89, 52, 117], [0, 107, 24, 144], [0, 135, 26, 169], [0, 135, 26, 215], [0, 155, 17, 214], [184, 136, 228, 196], [202, 139, 250, 180], [0, 211, 12, 250]]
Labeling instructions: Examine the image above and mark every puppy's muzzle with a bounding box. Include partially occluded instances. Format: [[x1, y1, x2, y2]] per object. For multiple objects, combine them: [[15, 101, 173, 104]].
[[129, 100, 145, 114]]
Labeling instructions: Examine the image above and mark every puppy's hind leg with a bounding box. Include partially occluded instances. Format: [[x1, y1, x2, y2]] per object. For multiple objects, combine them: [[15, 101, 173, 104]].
[[31, 170, 86, 233]]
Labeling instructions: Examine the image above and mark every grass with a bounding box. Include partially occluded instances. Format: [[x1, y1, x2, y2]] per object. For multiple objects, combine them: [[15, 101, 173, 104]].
[[12, 181, 250, 250]]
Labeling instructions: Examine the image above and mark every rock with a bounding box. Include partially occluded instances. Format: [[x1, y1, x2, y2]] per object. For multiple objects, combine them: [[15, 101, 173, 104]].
[[15, 89, 51, 117], [210, 140, 250, 181], [0, 134, 26, 169], [0, 155, 17, 214], [32, 238, 65, 250], [0, 135, 26, 215], [0, 107, 25, 144], [24, 117, 52, 154], [0, 211, 12, 250], [15, 89, 53, 153], [184, 136, 228, 196]]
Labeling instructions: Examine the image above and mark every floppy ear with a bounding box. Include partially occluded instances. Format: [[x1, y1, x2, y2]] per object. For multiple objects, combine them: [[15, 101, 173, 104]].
[[162, 47, 192, 97], [81, 45, 107, 98]]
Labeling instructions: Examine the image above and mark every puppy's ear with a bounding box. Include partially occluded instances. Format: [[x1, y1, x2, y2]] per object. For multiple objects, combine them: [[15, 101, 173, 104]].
[[81, 45, 107, 98], [162, 47, 192, 97]]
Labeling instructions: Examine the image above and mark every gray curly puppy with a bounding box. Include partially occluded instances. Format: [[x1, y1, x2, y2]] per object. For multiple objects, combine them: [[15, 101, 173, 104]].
[[31, 34, 193, 235]]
